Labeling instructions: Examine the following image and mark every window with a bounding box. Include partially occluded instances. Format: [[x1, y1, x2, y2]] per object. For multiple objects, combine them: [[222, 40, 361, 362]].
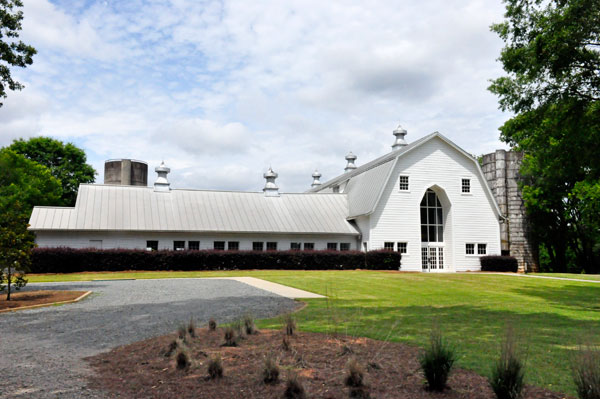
[[478, 243, 487, 255], [420, 189, 443, 242], [340, 243, 350, 251], [228, 241, 239, 251], [384, 242, 395, 251], [266, 242, 278, 251], [188, 241, 200, 250], [214, 241, 225, 250], [397, 242, 407, 254], [399, 175, 409, 191], [174, 241, 185, 250], [466, 243, 475, 255], [253, 242, 264, 251], [290, 242, 301, 250], [462, 178, 471, 193], [332, 186, 340, 193], [327, 242, 338, 251], [146, 240, 158, 251], [303, 243, 314, 251]]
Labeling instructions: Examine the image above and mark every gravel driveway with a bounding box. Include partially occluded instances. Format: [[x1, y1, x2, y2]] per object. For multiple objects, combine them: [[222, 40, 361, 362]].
[[0, 279, 298, 398]]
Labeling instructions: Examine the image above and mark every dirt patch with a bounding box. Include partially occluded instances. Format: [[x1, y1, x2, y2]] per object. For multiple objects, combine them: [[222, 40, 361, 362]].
[[86, 328, 568, 399], [0, 290, 88, 311]]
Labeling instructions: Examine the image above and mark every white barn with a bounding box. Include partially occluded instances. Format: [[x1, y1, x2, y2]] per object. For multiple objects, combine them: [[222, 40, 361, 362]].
[[29, 128, 502, 272]]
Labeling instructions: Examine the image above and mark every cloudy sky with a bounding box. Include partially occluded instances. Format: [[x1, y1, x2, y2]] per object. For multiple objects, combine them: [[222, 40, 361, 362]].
[[0, 0, 512, 192]]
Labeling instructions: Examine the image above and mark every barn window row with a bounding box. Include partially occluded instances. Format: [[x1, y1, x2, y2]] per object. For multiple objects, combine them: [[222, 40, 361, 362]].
[[145, 240, 351, 251]]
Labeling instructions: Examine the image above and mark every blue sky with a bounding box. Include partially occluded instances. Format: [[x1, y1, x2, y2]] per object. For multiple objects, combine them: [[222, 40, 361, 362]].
[[0, 0, 511, 192]]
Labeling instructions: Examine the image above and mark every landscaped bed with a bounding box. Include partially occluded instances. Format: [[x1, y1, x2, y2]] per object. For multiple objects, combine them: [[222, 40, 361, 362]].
[[28, 270, 600, 395], [86, 326, 567, 399], [0, 290, 88, 311]]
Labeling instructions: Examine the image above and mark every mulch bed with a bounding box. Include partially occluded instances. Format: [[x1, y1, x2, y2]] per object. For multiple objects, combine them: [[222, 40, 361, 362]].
[[86, 327, 569, 399], [0, 290, 87, 311]]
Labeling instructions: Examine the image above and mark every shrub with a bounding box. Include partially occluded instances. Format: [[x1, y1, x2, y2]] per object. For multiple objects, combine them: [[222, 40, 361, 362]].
[[344, 358, 365, 388], [208, 355, 224, 379], [480, 256, 519, 272], [489, 326, 525, 399], [223, 326, 237, 347], [208, 318, 217, 331], [262, 355, 280, 384], [573, 344, 600, 399], [30, 248, 401, 273], [284, 372, 306, 399], [187, 318, 196, 338], [364, 250, 401, 270], [176, 349, 191, 370], [419, 325, 456, 391]]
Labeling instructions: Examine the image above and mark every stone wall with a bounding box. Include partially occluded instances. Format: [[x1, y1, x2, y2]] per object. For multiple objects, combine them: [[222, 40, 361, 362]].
[[482, 150, 538, 272]]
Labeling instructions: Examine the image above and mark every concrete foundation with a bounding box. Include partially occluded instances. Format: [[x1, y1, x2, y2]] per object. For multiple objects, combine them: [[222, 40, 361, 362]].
[[482, 150, 538, 272]]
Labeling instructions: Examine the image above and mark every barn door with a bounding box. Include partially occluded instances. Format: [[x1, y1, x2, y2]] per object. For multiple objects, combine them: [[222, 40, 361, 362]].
[[421, 245, 444, 272]]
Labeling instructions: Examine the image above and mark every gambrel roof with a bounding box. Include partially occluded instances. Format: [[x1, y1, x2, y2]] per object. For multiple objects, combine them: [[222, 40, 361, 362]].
[[309, 132, 503, 219], [29, 185, 359, 235]]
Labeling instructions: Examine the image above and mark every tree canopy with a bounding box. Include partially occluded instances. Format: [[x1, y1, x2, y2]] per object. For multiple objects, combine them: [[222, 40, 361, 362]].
[[0, 149, 62, 299], [0, 0, 36, 107], [489, 0, 600, 272], [9, 137, 96, 206]]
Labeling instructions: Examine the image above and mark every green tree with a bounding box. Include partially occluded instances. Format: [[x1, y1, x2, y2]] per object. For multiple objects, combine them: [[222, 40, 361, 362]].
[[489, 0, 600, 272], [0, 149, 62, 299], [9, 137, 96, 206], [0, 0, 36, 107]]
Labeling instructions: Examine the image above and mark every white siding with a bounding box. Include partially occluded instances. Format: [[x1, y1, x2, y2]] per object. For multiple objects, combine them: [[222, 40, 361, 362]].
[[34, 231, 358, 251], [368, 137, 501, 272]]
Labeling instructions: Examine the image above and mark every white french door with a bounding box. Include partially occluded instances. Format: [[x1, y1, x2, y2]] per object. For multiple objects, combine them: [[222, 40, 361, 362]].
[[421, 244, 445, 272]]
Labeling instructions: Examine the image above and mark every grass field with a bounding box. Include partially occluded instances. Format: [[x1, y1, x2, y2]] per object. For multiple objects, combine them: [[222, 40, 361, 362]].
[[28, 270, 600, 395]]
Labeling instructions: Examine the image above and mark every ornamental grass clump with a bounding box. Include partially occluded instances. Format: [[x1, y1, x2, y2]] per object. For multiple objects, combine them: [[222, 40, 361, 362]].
[[187, 317, 196, 338], [282, 335, 292, 351], [573, 344, 600, 399], [164, 338, 182, 357], [177, 324, 188, 341], [223, 326, 237, 347], [208, 318, 217, 331], [262, 355, 280, 384], [489, 326, 525, 399], [284, 371, 306, 399], [419, 325, 456, 391], [208, 355, 224, 379], [344, 358, 365, 388], [244, 313, 257, 335], [176, 349, 191, 371], [284, 314, 296, 336]]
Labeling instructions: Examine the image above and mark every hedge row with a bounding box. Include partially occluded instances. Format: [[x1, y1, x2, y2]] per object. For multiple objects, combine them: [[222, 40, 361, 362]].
[[30, 248, 401, 273], [480, 255, 519, 272]]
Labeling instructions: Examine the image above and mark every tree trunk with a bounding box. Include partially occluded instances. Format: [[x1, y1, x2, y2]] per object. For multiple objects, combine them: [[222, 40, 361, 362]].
[[6, 269, 11, 301]]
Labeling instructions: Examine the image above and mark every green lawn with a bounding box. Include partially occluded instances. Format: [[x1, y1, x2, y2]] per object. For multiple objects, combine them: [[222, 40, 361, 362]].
[[532, 272, 600, 281], [28, 270, 600, 395]]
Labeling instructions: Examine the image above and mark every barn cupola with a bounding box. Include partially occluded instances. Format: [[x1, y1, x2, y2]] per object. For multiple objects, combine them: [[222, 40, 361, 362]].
[[344, 152, 357, 172], [392, 124, 408, 150], [311, 170, 322, 188], [263, 167, 280, 197], [154, 161, 171, 192]]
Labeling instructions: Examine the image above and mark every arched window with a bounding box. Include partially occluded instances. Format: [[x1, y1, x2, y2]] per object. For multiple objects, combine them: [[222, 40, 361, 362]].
[[420, 189, 443, 242]]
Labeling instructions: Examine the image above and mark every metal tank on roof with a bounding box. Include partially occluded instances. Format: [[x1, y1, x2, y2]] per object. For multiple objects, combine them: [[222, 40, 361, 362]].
[[104, 159, 148, 186]]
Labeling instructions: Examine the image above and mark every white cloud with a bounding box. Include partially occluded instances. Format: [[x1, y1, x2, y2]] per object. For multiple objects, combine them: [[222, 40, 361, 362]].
[[1, 0, 512, 192]]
